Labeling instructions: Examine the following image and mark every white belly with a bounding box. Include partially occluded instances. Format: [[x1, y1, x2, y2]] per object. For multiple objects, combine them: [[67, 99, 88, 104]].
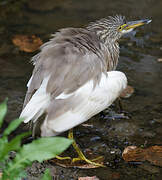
[[41, 71, 127, 136]]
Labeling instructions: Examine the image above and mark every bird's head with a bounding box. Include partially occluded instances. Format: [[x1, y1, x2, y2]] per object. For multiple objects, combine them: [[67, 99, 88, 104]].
[[117, 16, 152, 36], [87, 15, 151, 43]]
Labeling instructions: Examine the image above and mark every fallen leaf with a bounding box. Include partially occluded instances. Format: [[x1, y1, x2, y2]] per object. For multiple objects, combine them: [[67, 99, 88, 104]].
[[120, 85, 134, 98], [122, 145, 162, 166], [146, 146, 162, 166], [122, 146, 146, 162], [12, 35, 43, 52], [78, 176, 99, 180]]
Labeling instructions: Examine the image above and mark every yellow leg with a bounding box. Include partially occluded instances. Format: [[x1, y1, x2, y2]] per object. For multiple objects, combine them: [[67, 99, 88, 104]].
[[68, 129, 105, 167], [55, 155, 71, 160]]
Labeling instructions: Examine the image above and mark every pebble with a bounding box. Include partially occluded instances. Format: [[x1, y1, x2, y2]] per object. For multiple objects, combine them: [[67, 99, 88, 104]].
[[109, 121, 138, 137]]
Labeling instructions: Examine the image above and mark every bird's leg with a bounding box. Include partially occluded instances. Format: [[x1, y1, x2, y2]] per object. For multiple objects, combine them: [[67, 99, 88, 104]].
[[117, 97, 123, 112], [68, 129, 105, 167], [55, 155, 71, 160], [110, 98, 129, 120], [118, 97, 130, 117]]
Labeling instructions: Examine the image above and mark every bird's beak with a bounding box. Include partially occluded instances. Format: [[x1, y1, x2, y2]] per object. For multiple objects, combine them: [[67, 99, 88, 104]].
[[123, 19, 152, 30]]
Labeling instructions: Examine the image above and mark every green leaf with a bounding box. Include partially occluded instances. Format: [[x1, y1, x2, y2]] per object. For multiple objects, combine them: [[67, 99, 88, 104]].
[[18, 137, 73, 162], [0, 98, 8, 128], [8, 131, 31, 151], [0, 132, 31, 162], [3, 118, 24, 137], [0, 136, 8, 149], [41, 169, 52, 180], [2, 164, 27, 180], [0, 137, 8, 163], [6, 137, 73, 173]]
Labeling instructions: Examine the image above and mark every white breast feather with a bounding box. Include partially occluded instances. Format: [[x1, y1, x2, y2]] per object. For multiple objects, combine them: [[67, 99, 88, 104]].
[[41, 71, 127, 136]]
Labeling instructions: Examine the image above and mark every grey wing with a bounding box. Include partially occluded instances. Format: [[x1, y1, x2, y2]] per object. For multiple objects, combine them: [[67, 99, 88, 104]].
[[23, 28, 106, 109]]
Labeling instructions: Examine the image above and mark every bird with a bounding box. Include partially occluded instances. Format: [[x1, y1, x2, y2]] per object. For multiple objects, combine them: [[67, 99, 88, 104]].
[[20, 15, 151, 167]]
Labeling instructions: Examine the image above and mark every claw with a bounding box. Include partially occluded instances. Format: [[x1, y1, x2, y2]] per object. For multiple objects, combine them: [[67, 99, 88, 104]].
[[68, 129, 105, 167]]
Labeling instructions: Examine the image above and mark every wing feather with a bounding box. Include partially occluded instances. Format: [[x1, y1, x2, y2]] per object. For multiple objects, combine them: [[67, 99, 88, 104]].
[[21, 28, 124, 137], [23, 28, 106, 108], [41, 71, 127, 136]]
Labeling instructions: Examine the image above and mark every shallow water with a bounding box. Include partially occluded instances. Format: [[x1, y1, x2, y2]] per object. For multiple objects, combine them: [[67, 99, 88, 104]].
[[0, 0, 162, 179]]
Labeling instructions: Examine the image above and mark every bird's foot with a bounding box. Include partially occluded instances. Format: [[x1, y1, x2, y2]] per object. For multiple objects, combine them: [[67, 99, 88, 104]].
[[68, 129, 105, 167], [71, 140, 104, 167], [72, 155, 104, 166], [72, 156, 103, 163], [105, 111, 129, 120]]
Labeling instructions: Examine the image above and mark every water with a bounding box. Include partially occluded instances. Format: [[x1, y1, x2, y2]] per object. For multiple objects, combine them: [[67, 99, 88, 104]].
[[0, 0, 162, 179]]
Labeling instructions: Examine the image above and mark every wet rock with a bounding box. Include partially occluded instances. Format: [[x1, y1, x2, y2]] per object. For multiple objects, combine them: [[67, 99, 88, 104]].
[[108, 121, 138, 138], [139, 163, 160, 174], [110, 148, 121, 155], [90, 136, 101, 142], [142, 131, 156, 138], [138, 126, 156, 138], [92, 143, 110, 155]]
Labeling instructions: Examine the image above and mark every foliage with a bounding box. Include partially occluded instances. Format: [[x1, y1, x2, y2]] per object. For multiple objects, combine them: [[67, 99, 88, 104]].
[[0, 99, 73, 180], [41, 169, 52, 180]]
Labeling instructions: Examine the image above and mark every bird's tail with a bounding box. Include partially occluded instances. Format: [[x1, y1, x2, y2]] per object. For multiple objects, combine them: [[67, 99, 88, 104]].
[[20, 76, 51, 123]]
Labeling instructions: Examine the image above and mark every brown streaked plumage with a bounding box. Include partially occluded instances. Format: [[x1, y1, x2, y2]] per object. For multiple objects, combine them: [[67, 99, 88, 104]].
[[20, 15, 151, 137]]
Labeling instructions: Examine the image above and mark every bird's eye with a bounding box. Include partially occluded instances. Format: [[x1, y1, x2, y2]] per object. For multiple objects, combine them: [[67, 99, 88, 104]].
[[118, 26, 122, 31], [118, 24, 127, 31]]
